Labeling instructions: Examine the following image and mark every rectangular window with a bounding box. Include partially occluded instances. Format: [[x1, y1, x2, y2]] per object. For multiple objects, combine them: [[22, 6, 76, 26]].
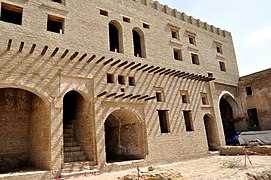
[[183, 110, 194, 131], [52, 0, 62, 3], [173, 49, 182, 61], [118, 75, 125, 85], [100, 9, 108, 16], [216, 44, 223, 54], [47, 15, 64, 34], [188, 35, 196, 45], [157, 110, 170, 133], [0, 3, 23, 25], [107, 73, 114, 83], [191, 54, 200, 65], [171, 29, 179, 39], [201, 93, 209, 105], [156, 92, 164, 102], [128, 76, 135, 86], [180, 90, 189, 103], [123, 16, 130, 23], [208, 72, 214, 78], [219, 61, 226, 71], [247, 108, 259, 127], [246, 86, 253, 96]]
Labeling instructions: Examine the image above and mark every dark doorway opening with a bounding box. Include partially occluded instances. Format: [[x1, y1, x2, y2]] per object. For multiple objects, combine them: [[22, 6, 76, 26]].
[[203, 114, 219, 151], [220, 97, 236, 144], [104, 109, 146, 163]]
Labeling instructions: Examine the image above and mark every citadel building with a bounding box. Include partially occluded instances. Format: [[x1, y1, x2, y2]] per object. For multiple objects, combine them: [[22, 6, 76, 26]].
[[0, 0, 268, 179]]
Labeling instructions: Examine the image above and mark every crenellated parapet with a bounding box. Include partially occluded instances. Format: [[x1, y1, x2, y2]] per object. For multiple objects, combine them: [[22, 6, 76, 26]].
[[132, 0, 231, 39]]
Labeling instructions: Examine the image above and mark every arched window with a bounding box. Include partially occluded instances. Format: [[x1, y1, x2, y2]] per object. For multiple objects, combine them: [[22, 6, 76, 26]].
[[132, 27, 146, 58], [109, 21, 123, 53]]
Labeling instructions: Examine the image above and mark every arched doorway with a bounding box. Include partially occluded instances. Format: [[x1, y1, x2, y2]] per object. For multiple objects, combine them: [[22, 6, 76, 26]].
[[132, 27, 146, 58], [0, 88, 50, 173], [104, 109, 146, 162], [63, 91, 93, 163], [109, 20, 123, 53], [203, 114, 220, 151], [219, 94, 239, 144]]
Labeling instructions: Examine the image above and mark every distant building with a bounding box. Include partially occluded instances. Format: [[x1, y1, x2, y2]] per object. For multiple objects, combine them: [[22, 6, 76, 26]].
[[0, 0, 267, 179]]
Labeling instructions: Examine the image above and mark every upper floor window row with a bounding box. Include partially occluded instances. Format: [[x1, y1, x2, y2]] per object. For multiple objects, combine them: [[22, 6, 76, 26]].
[[109, 21, 146, 58], [1, 3, 65, 34]]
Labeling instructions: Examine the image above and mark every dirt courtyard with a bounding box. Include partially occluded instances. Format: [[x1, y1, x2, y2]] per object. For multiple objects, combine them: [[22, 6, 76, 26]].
[[65, 154, 271, 180]]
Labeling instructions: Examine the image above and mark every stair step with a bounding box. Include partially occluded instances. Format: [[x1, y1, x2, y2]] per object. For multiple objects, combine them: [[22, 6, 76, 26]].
[[63, 128, 73, 134], [64, 141, 79, 147], [64, 156, 87, 163], [64, 133, 74, 138], [64, 124, 74, 129], [64, 146, 81, 152], [61, 169, 100, 178], [64, 137, 76, 143]]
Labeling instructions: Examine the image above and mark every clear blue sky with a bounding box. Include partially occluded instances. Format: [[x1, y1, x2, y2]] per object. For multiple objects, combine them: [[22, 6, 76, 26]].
[[158, 0, 271, 76]]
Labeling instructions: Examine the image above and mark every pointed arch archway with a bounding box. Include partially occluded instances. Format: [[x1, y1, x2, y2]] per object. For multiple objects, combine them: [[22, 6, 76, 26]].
[[203, 114, 220, 151], [219, 92, 241, 144], [109, 20, 124, 53], [0, 88, 50, 173], [132, 27, 146, 58], [104, 109, 146, 163]]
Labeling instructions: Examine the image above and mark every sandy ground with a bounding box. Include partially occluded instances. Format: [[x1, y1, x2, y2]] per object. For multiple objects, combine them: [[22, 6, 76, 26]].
[[64, 154, 271, 180]]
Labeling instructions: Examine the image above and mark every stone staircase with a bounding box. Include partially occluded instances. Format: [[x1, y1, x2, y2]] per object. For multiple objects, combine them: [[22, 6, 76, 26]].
[[62, 121, 99, 177], [63, 121, 87, 163]]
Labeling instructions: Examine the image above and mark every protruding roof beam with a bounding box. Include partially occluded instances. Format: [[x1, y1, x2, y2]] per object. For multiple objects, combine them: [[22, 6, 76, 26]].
[[87, 55, 96, 63], [97, 91, 107, 97]]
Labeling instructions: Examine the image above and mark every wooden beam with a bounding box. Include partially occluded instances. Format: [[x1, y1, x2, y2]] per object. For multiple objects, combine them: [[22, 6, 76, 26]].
[[118, 61, 128, 67], [41, 46, 48, 56], [87, 55, 96, 63], [110, 59, 121, 66], [154, 68, 165, 74], [78, 53, 87, 61], [145, 96, 156, 101], [136, 64, 148, 71], [51, 47, 59, 57], [18, 42, 24, 52], [143, 66, 154, 72], [160, 69, 171, 75], [130, 63, 141, 70], [130, 94, 141, 99], [70, 52, 78, 60], [61, 49, 69, 59], [124, 62, 135, 69], [103, 58, 114, 65], [97, 91, 107, 97], [115, 93, 125, 98], [96, 56, 105, 64], [123, 94, 133, 99], [29, 44, 36, 54], [138, 95, 148, 100], [106, 92, 117, 98], [148, 67, 160, 73]]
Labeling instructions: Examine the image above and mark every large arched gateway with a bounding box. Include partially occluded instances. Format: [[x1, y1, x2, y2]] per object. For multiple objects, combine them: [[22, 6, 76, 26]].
[[0, 88, 50, 173], [219, 93, 241, 144], [104, 109, 146, 163]]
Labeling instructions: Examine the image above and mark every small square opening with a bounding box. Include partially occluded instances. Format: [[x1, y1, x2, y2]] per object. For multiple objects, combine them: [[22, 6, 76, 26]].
[[156, 92, 164, 102], [47, 15, 64, 34], [201, 93, 209, 105], [100, 9, 108, 16], [188, 35, 196, 45], [143, 23, 150, 29], [191, 54, 199, 65], [128, 76, 135, 86], [180, 90, 189, 103], [208, 72, 213, 78], [219, 61, 226, 71], [0, 3, 23, 25], [118, 75, 125, 85], [107, 73, 114, 83], [123, 16, 130, 23], [171, 29, 179, 39]]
